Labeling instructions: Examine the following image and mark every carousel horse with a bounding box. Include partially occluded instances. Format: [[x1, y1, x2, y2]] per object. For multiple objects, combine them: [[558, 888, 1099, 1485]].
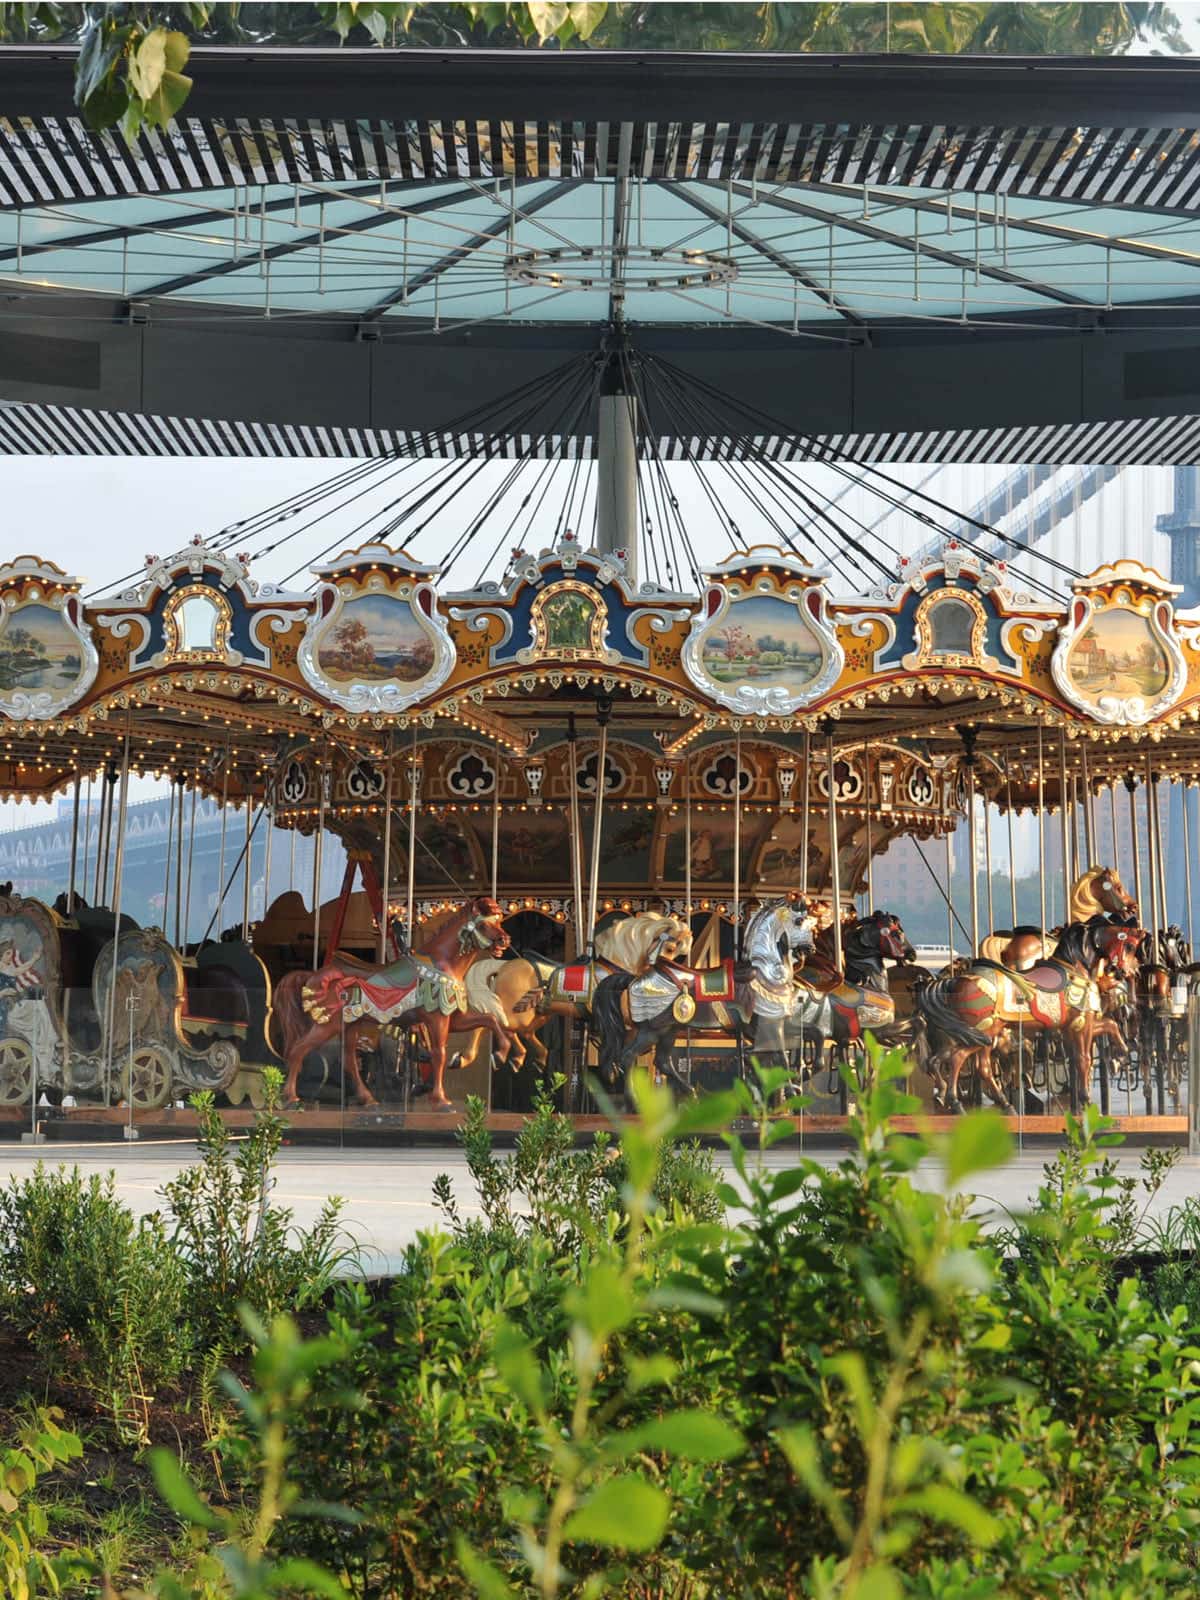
[[591, 898, 819, 1096], [919, 865, 1138, 1112], [1133, 925, 1197, 1113], [808, 909, 918, 988], [786, 909, 924, 1089], [456, 910, 693, 1072], [274, 896, 512, 1111], [917, 913, 1143, 1114]]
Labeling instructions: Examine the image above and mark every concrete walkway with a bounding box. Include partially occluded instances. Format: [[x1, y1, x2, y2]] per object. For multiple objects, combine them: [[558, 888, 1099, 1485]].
[[1, 1141, 1197, 1276]]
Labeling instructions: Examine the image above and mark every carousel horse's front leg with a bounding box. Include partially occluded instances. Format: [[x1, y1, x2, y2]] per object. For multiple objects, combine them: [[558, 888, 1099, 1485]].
[[283, 1019, 335, 1106], [422, 1015, 454, 1111]]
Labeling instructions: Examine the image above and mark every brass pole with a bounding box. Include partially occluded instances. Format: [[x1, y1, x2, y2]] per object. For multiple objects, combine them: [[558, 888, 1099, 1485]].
[[405, 725, 419, 950], [800, 729, 811, 895], [102, 720, 131, 1108], [162, 780, 175, 934], [1037, 726, 1046, 935], [1145, 753, 1161, 963], [863, 748, 874, 912], [184, 785, 197, 951], [1068, 732, 1075, 921], [732, 728, 743, 954], [566, 716, 585, 954], [1184, 782, 1195, 949], [66, 774, 80, 916], [1126, 774, 1145, 929], [312, 758, 327, 971], [585, 703, 611, 949], [379, 734, 395, 962], [826, 723, 843, 973], [262, 785, 274, 927], [983, 787, 994, 934], [490, 738, 501, 903], [966, 765, 980, 956], [1108, 780, 1119, 871], [1005, 764, 1018, 927], [684, 749, 693, 922], [173, 776, 184, 946], [215, 750, 230, 937], [944, 822, 956, 959], [242, 792, 253, 936], [1080, 740, 1095, 866]]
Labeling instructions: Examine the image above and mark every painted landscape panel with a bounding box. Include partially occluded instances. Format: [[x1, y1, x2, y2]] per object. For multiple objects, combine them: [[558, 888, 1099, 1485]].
[[317, 594, 435, 685], [1067, 607, 1169, 707], [698, 595, 823, 692], [0, 603, 84, 692]]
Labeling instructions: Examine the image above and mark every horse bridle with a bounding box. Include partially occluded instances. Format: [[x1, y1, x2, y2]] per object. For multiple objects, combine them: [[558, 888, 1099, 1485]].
[[459, 908, 509, 955]]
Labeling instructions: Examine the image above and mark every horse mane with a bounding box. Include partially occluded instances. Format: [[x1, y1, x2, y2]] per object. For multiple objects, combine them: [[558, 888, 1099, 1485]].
[[1069, 865, 1132, 922], [463, 956, 510, 1021], [593, 912, 691, 973]]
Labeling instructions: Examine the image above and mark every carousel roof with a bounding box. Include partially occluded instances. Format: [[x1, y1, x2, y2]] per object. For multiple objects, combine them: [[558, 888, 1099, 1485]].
[[2, 49, 1200, 459]]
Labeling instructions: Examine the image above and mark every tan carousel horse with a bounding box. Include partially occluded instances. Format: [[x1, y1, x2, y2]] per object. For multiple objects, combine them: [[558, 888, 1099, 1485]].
[[454, 910, 694, 1071], [917, 865, 1140, 1112]]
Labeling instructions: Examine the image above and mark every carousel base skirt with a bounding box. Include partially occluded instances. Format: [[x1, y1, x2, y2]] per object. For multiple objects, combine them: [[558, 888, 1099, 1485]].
[[0, 1106, 1190, 1144]]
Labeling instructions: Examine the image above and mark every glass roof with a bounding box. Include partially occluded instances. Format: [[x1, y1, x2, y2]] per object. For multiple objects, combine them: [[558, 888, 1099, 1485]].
[[2, 176, 1199, 334]]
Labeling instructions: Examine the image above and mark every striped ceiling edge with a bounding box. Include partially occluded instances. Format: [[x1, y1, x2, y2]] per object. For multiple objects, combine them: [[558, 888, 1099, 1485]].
[[4, 401, 1199, 465], [3, 116, 1200, 211]]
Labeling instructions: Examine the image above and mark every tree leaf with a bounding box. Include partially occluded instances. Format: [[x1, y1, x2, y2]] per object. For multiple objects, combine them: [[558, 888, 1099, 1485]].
[[898, 1484, 1002, 1546], [563, 1475, 669, 1550], [128, 27, 168, 99], [456, 1534, 517, 1599], [945, 1109, 1012, 1186], [527, 2, 569, 41], [265, 1557, 349, 1598], [616, 1408, 745, 1462], [149, 1448, 220, 1530], [857, 1564, 902, 1600], [493, 1318, 544, 1413], [568, 0, 607, 39]]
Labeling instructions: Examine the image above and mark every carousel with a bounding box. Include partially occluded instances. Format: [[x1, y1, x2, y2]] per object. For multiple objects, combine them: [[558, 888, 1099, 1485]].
[[0, 358, 1195, 1137]]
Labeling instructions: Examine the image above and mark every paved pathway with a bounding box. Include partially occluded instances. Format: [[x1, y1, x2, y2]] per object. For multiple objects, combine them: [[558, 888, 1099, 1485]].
[[1, 1140, 1197, 1276]]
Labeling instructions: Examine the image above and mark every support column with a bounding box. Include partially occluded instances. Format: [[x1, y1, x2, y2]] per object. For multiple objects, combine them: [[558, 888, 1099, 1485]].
[[596, 356, 639, 588]]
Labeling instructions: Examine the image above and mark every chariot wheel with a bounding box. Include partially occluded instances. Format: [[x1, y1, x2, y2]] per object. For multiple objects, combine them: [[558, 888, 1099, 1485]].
[[121, 1044, 173, 1110], [0, 1037, 33, 1105]]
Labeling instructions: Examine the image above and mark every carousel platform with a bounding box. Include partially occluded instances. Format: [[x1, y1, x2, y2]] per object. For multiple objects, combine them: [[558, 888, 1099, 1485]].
[[0, 1106, 1188, 1147]]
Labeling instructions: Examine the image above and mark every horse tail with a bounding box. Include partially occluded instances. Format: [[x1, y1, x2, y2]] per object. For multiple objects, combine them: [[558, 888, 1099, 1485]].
[[270, 970, 308, 1059], [868, 1014, 928, 1068], [591, 970, 634, 1074], [916, 974, 991, 1050]]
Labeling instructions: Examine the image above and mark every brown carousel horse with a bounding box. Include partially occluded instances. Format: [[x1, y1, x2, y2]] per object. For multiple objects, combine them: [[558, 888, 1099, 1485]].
[[274, 896, 512, 1111], [916, 865, 1141, 1113]]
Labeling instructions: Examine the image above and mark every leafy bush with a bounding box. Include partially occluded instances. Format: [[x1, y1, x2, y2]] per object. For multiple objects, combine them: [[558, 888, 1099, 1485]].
[[432, 1077, 721, 1265], [274, 1053, 1200, 1599], [159, 1069, 356, 1353], [0, 1163, 191, 1441]]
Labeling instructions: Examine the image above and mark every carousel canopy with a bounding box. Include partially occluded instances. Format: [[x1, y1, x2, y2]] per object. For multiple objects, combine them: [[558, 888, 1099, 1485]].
[[0, 49, 1199, 459]]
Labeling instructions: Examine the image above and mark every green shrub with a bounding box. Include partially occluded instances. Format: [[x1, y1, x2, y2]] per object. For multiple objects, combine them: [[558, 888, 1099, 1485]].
[[432, 1078, 721, 1266], [275, 1054, 1200, 1599], [0, 1164, 191, 1441], [159, 1070, 356, 1353]]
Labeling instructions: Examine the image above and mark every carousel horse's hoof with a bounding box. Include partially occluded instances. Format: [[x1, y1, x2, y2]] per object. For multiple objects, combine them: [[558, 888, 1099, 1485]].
[[448, 1051, 464, 1072], [409, 1077, 432, 1099], [356, 1094, 379, 1109], [428, 1096, 455, 1113]]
